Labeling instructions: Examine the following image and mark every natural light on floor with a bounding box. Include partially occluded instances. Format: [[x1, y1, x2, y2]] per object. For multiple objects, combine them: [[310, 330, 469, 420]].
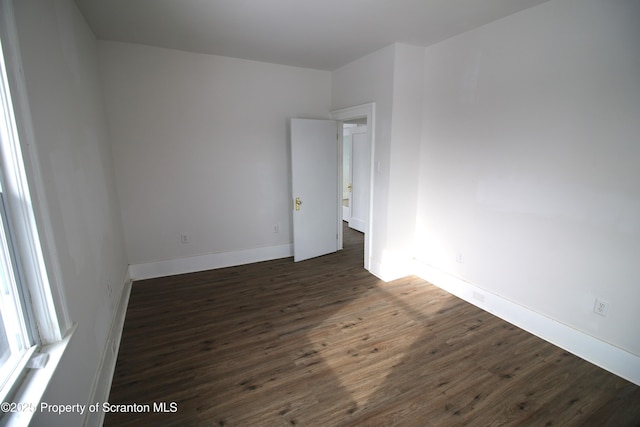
[[304, 281, 446, 410]]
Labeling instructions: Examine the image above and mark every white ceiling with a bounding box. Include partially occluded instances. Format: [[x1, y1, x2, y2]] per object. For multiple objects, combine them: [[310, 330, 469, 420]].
[[74, 0, 548, 71]]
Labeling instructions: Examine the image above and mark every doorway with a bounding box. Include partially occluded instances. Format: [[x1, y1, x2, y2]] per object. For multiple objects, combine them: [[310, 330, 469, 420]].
[[331, 103, 375, 270], [341, 119, 368, 233]]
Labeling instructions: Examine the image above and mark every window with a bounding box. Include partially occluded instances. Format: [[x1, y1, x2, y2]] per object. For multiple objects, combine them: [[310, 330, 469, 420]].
[[0, 1, 72, 421], [0, 27, 36, 403], [0, 178, 35, 400]]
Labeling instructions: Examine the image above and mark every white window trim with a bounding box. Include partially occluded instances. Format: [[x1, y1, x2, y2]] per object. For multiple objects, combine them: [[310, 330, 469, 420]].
[[0, 0, 71, 341], [0, 0, 74, 425]]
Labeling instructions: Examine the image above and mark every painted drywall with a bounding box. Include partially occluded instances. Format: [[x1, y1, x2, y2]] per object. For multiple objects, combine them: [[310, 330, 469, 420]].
[[99, 42, 331, 266], [416, 0, 640, 356], [12, 0, 128, 425], [385, 44, 424, 263], [331, 44, 395, 277]]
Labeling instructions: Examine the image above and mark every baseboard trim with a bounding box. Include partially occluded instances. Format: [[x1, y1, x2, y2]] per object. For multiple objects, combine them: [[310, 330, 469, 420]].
[[347, 218, 367, 234], [129, 243, 294, 281], [83, 271, 133, 427], [368, 251, 413, 283], [367, 257, 385, 281], [412, 260, 640, 386]]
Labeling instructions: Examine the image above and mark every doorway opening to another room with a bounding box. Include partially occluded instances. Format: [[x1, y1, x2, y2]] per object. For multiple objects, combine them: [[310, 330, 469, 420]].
[[331, 103, 375, 270], [341, 119, 368, 233]]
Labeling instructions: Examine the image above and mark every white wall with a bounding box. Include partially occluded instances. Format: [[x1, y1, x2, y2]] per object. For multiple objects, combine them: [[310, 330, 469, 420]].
[[385, 44, 424, 266], [417, 0, 640, 357], [12, 0, 128, 425], [99, 42, 331, 270]]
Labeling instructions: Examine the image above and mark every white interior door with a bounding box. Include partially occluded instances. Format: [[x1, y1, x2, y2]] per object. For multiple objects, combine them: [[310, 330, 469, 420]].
[[290, 118, 339, 262], [349, 125, 369, 233]]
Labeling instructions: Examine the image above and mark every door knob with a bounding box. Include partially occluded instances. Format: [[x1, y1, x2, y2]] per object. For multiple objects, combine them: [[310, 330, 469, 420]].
[[295, 197, 302, 211]]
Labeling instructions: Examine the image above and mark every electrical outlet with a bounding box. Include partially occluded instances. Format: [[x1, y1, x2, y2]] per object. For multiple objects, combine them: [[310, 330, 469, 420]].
[[455, 250, 464, 264], [181, 234, 189, 244], [273, 223, 280, 233], [593, 298, 609, 317]]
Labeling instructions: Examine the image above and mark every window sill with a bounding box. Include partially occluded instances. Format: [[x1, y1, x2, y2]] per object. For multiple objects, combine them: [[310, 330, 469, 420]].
[[0, 323, 76, 427]]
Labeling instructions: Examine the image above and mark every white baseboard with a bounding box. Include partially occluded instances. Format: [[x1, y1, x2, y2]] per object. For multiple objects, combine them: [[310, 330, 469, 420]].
[[129, 243, 293, 281], [367, 250, 413, 283], [347, 218, 367, 234], [83, 271, 133, 427], [367, 257, 385, 281], [412, 260, 640, 387]]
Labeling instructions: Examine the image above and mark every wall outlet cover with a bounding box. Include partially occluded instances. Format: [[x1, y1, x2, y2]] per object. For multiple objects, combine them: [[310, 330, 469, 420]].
[[594, 298, 609, 317]]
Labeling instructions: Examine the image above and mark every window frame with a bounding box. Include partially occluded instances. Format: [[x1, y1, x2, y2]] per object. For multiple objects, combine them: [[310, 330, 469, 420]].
[[0, 0, 74, 422], [0, 182, 37, 402]]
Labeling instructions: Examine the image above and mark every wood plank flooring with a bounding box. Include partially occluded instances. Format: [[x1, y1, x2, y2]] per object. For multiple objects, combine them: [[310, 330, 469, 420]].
[[106, 225, 640, 426]]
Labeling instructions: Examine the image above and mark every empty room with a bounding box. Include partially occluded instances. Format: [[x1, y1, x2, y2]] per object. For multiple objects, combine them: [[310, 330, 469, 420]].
[[0, 0, 638, 426]]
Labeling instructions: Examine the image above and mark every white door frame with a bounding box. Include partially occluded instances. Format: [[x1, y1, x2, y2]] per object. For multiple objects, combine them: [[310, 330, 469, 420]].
[[342, 125, 355, 223], [331, 103, 375, 271]]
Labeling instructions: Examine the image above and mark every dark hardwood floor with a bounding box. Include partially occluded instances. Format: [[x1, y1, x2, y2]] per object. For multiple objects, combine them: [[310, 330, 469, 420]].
[[106, 224, 640, 426]]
